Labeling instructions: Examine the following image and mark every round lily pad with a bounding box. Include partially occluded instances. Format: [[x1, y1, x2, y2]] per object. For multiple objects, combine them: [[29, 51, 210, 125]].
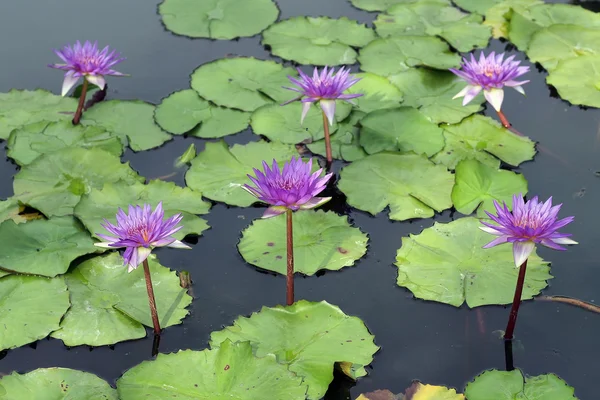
[[338, 153, 454, 221], [81, 100, 171, 151], [191, 57, 296, 112], [431, 115, 537, 170], [452, 160, 528, 217], [250, 101, 352, 144], [343, 73, 403, 114], [158, 0, 279, 40], [6, 120, 123, 166], [238, 210, 368, 276], [185, 140, 301, 207], [154, 89, 249, 137], [358, 36, 460, 77], [0, 217, 97, 277], [465, 369, 576, 400], [0, 275, 70, 351], [358, 107, 444, 156], [388, 67, 484, 124], [51, 253, 192, 346], [0, 89, 77, 140], [375, 2, 491, 52], [306, 111, 368, 161], [210, 300, 379, 400], [350, 0, 450, 12], [13, 147, 143, 218], [546, 55, 600, 108], [75, 180, 210, 241], [116, 340, 308, 400], [395, 217, 551, 307], [261, 16, 376, 66], [0, 368, 118, 399]]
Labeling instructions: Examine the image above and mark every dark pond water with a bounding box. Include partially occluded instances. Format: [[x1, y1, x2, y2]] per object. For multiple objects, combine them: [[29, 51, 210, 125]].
[[1, 0, 600, 398]]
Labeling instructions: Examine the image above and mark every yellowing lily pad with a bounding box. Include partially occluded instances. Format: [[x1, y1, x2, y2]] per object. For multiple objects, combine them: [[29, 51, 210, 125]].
[[357, 381, 464, 400]]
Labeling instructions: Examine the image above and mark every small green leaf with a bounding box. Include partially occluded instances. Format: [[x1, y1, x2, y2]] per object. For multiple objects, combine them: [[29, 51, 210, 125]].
[[154, 89, 249, 137], [306, 111, 368, 161], [185, 140, 302, 207], [0, 368, 118, 399], [175, 143, 197, 167], [338, 153, 454, 221], [0, 275, 70, 351], [116, 340, 308, 399], [51, 253, 192, 346], [210, 300, 379, 400], [261, 16, 375, 65], [546, 54, 600, 108], [452, 160, 528, 217], [359, 107, 444, 156], [344, 73, 404, 114], [238, 210, 368, 275], [191, 57, 297, 111], [0, 217, 97, 277], [158, 0, 279, 39], [358, 36, 460, 76], [395, 217, 551, 307]]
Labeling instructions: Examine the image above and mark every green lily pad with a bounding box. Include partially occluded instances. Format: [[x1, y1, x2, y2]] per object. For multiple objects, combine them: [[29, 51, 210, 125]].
[[395, 217, 551, 307], [81, 100, 171, 151], [545, 55, 600, 108], [210, 300, 379, 400], [116, 340, 308, 400], [238, 210, 368, 276], [154, 89, 249, 137], [191, 57, 297, 112], [350, 0, 450, 12], [74, 180, 210, 241], [344, 73, 403, 114], [0, 217, 97, 277], [483, 0, 543, 38], [546, 55, 600, 108], [250, 101, 352, 144], [358, 107, 444, 156], [0, 275, 70, 351], [358, 36, 460, 77], [338, 153, 454, 221], [175, 143, 197, 167], [508, 4, 600, 51], [0, 89, 77, 140], [261, 16, 375, 66], [465, 369, 577, 399], [159, 0, 278, 40], [452, 0, 500, 14], [431, 115, 537, 170], [306, 111, 368, 161], [375, 1, 491, 52], [51, 253, 192, 346], [452, 160, 528, 217], [185, 140, 301, 207], [13, 147, 143, 218], [388, 67, 484, 124], [0, 368, 118, 399], [6, 120, 122, 166], [526, 25, 600, 71]]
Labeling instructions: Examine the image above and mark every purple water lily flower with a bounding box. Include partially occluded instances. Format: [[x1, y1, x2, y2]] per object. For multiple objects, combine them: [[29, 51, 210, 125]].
[[49, 40, 126, 96], [243, 157, 333, 218], [283, 66, 362, 126], [450, 51, 529, 112], [481, 194, 577, 267], [95, 202, 191, 272]]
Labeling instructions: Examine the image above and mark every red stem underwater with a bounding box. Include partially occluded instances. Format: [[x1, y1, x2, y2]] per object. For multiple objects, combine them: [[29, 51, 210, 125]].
[[72, 79, 88, 125], [143, 259, 161, 335], [504, 259, 528, 340], [322, 111, 333, 165], [286, 209, 295, 306]]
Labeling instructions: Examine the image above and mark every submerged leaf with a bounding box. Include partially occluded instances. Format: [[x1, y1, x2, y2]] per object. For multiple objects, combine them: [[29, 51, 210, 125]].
[[395, 217, 551, 307], [175, 143, 197, 167], [210, 300, 379, 400], [116, 340, 308, 399], [546, 54, 600, 108], [52, 253, 192, 346]]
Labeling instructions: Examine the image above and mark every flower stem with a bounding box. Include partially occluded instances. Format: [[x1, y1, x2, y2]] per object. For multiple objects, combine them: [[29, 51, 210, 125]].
[[496, 109, 511, 129], [142, 259, 161, 335], [504, 338, 514, 371], [72, 79, 88, 125], [322, 110, 333, 165], [504, 258, 528, 340], [286, 209, 294, 306]]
